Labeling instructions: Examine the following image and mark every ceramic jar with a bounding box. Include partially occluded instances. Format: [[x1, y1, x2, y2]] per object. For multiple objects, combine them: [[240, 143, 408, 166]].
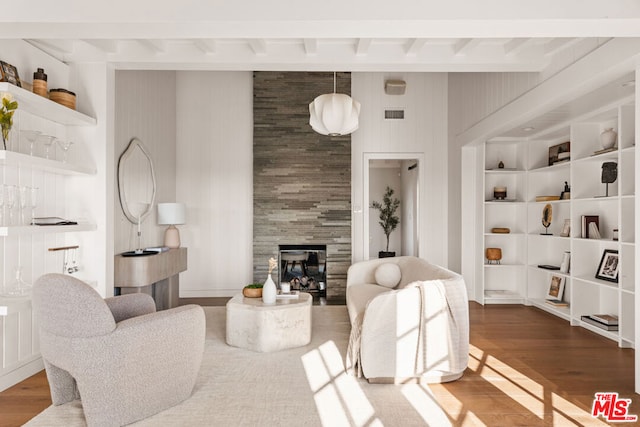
[[485, 248, 502, 264], [493, 186, 507, 200], [600, 128, 617, 150]]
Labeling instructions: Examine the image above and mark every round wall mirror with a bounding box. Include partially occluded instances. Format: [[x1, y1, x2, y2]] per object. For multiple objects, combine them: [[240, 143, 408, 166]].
[[117, 137, 156, 224]]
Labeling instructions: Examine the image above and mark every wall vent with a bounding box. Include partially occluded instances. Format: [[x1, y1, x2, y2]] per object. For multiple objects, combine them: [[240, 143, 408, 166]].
[[384, 109, 405, 120]]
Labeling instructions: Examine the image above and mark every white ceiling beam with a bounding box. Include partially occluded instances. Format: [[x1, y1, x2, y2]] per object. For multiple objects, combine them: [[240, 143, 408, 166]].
[[504, 38, 533, 56], [137, 39, 167, 53], [29, 39, 76, 55], [454, 38, 480, 56], [404, 38, 427, 57], [544, 38, 584, 56], [356, 38, 372, 56], [303, 38, 318, 55], [248, 39, 268, 55], [192, 39, 217, 54], [82, 39, 119, 53]]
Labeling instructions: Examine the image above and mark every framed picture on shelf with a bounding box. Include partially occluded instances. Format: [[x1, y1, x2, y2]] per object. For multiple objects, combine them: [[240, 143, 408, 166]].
[[548, 141, 570, 166], [546, 274, 565, 300], [595, 249, 619, 283], [560, 219, 570, 237], [0, 61, 21, 87]]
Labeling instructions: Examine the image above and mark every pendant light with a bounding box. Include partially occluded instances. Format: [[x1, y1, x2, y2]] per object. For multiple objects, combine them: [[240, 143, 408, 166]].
[[309, 72, 360, 136]]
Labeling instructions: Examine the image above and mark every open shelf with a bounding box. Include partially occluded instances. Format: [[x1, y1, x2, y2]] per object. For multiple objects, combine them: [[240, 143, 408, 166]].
[[0, 82, 96, 126], [0, 150, 96, 175]]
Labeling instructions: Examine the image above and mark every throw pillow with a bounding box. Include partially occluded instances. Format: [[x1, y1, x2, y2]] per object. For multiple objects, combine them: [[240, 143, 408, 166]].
[[374, 263, 402, 288]]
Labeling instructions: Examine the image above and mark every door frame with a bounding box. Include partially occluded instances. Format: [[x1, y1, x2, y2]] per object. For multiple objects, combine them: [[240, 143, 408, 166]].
[[363, 152, 424, 260]]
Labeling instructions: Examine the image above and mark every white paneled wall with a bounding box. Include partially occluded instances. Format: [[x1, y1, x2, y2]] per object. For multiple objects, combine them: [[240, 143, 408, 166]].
[[114, 71, 177, 254], [176, 72, 253, 297], [351, 72, 448, 266]]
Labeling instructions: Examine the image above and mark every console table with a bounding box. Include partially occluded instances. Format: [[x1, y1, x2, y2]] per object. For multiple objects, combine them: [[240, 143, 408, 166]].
[[114, 248, 187, 310]]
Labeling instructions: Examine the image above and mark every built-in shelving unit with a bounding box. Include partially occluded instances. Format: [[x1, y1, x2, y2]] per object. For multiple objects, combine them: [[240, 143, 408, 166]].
[[0, 82, 97, 391], [479, 101, 635, 348]]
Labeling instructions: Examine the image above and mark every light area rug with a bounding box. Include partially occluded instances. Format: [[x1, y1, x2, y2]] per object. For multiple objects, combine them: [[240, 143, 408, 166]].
[[26, 306, 452, 426]]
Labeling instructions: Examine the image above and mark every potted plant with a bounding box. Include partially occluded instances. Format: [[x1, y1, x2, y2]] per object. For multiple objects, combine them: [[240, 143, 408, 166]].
[[371, 185, 400, 258], [242, 283, 263, 298]]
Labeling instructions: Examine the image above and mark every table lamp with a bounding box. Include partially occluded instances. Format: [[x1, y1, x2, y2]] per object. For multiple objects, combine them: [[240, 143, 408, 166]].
[[157, 202, 186, 248]]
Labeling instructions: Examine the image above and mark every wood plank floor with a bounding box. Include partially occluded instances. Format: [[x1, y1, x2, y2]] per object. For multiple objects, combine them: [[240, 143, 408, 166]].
[[0, 302, 634, 426]]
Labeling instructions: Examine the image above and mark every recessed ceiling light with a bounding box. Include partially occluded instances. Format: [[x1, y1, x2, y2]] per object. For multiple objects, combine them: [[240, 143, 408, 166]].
[[522, 127, 535, 132], [622, 80, 636, 87]]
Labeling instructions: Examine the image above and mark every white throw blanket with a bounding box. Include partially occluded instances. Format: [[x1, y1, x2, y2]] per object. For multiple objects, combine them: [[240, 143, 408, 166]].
[[346, 279, 464, 378]]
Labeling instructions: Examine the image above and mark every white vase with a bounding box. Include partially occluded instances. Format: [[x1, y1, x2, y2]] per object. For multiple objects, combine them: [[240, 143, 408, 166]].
[[262, 273, 276, 304], [600, 128, 617, 150]]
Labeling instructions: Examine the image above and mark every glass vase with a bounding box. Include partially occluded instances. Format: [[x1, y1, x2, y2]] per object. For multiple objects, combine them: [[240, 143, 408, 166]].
[[1, 128, 9, 151], [1, 267, 32, 297]]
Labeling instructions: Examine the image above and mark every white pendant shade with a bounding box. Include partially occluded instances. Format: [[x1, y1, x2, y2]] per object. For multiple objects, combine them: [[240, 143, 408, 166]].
[[309, 93, 360, 136]]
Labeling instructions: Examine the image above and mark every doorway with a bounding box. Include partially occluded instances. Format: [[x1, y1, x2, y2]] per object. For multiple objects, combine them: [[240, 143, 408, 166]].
[[365, 154, 421, 260]]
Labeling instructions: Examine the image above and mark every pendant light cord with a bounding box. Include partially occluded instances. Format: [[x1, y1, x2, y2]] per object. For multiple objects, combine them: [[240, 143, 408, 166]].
[[333, 71, 337, 93]]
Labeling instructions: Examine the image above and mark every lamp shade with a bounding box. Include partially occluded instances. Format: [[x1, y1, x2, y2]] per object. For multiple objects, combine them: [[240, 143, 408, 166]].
[[157, 203, 186, 225], [309, 93, 360, 136]]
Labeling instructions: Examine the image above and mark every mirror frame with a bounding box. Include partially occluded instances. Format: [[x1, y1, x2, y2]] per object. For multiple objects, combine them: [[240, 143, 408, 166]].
[[117, 137, 157, 224]]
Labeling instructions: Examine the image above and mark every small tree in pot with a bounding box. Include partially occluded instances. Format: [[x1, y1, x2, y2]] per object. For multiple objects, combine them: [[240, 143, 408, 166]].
[[371, 186, 400, 258]]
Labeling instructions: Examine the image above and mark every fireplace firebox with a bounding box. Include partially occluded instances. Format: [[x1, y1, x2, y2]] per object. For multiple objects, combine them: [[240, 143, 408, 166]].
[[278, 245, 326, 296]]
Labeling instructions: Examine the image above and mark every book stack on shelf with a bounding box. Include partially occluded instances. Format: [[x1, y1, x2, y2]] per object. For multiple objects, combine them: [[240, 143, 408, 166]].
[[580, 215, 600, 239], [546, 299, 568, 307], [581, 314, 619, 331]]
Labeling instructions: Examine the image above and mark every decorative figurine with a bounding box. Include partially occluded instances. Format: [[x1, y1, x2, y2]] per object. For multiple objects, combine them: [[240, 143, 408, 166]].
[[541, 203, 552, 235], [560, 181, 571, 200], [601, 162, 617, 197]]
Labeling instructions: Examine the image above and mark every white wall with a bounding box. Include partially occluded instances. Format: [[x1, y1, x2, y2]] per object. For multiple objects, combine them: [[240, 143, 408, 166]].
[[176, 71, 253, 297], [352, 72, 448, 267], [114, 71, 177, 254], [68, 62, 114, 296], [351, 73, 448, 266]]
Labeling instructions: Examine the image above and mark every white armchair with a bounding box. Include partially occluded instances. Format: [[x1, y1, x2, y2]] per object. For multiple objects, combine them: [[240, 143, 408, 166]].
[[346, 256, 469, 383]]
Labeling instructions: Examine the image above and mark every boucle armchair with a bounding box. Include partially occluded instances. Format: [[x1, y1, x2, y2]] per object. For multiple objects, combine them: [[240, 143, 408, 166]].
[[346, 256, 469, 383], [33, 274, 206, 426]]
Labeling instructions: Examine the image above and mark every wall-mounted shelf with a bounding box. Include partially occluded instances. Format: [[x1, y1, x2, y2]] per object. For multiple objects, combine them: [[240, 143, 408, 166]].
[[0, 150, 96, 175], [0, 83, 96, 126]]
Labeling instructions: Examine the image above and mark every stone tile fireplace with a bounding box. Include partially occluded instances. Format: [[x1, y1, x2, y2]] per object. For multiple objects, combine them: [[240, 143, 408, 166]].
[[252, 72, 352, 300]]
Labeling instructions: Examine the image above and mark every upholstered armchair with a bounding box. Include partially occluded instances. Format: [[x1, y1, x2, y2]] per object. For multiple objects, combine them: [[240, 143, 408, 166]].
[[346, 256, 469, 383], [32, 274, 206, 426]]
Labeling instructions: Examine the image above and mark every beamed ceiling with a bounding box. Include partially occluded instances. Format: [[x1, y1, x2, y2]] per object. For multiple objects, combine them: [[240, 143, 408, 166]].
[[24, 37, 590, 73], [5, 1, 640, 140]]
